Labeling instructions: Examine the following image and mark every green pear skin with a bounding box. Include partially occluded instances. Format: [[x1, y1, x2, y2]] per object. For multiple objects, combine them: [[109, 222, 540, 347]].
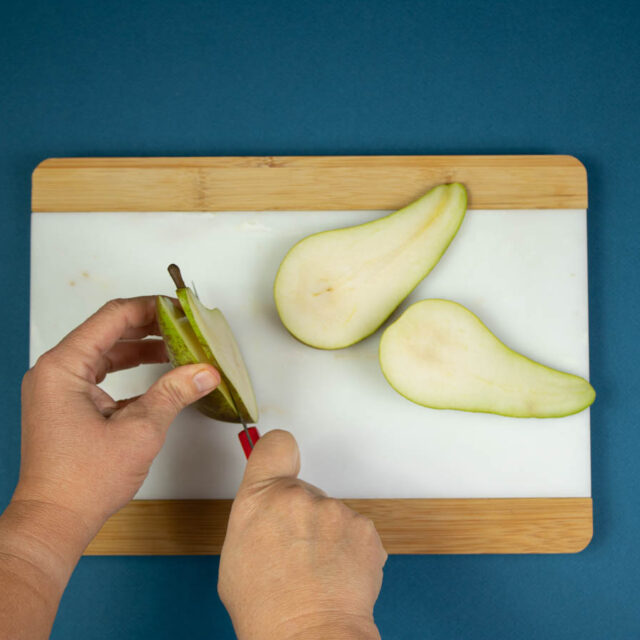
[[379, 299, 596, 418], [156, 296, 240, 423], [176, 287, 258, 423]]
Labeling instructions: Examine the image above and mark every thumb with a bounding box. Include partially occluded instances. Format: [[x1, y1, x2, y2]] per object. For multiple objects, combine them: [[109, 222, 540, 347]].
[[241, 429, 301, 488], [122, 364, 220, 434]]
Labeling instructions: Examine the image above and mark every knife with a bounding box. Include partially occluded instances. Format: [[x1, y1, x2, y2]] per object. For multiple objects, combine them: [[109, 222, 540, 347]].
[[238, 417, 260, 459]]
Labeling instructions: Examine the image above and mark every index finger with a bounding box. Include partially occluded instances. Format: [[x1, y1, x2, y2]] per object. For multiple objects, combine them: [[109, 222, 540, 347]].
[[57, 296, 159, 365]]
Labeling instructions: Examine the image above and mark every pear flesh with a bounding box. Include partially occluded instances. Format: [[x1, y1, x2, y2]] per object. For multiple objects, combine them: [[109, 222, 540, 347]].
[[156, 296, 240, 423], [156, 267, 259, 424], [274, 183, 468, 349], [176, 287, 258, 423], [379, 299, 595, 418]]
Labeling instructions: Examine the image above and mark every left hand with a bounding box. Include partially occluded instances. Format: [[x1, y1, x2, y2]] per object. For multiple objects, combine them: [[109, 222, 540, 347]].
[[0, 296, 220, 639], [13, 296, 221, 539]]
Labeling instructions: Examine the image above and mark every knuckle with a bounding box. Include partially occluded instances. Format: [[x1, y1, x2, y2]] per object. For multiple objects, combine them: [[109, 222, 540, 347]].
[[277, 481, 313, 509], [31, 350, 64, 383], [319, 497, 345, 517], [358, 513, 377, 532], [102, 352, 115, 376], [317, 498, 350, 530], [158, 379, 188, 411], [284, 481, 309, 500], [229, 484, 262, 519], [102, 298, 126, 314], [34, 349, 57, 369], [353, 511, 374, 530], [351, 514, 385, 560], [98, 297, 129, 321]]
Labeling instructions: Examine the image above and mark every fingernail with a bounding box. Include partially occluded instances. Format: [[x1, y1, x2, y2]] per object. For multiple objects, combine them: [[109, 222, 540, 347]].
[[193, 369, 219, 393]]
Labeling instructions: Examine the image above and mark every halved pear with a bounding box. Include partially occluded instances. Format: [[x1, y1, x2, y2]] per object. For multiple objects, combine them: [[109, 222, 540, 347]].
[[379, 299, 595, 418], [274, 183, 467, 349], [156, 265, 259, 424], [156, 296, 240, 422], [176, 291, 258, 424]]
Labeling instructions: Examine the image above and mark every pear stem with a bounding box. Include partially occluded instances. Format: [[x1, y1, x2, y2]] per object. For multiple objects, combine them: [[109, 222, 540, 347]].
[[168, 264, 186, 289]]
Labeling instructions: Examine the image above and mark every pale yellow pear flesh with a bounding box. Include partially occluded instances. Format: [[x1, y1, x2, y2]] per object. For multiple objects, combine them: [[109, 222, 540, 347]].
[[177, 287, 259, 424], [379, 299, 595, 418], [157, 265, 258, 424], [274, 183, 467, 349], [155, 296, 240, 423]]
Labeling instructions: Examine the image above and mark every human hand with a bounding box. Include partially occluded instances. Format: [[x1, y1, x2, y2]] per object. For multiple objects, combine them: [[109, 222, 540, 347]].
[[13, 296, 220, 541], [218, 430, 387, 640], [0, 296, 220, 638]]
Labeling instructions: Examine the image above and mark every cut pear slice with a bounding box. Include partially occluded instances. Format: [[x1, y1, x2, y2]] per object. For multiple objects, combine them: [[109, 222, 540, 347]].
[[177, 287, 259, 424], [379, 299, 595, 418], [274, 182, 467, 349], [156, 296, 239, 423]]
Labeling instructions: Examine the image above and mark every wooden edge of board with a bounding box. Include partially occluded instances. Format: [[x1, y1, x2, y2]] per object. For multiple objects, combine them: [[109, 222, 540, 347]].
[[84, 498, 593, 556], [32, 155, 588, 212]]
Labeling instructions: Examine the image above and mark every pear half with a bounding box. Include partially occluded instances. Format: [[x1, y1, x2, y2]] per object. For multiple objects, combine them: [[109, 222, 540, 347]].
[[379, 299, 595, 418], [156, 265, 259, 424], [274, 183, 467, 349]]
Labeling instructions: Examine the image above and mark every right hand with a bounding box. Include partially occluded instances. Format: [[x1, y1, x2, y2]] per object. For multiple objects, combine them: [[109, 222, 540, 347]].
[[218, 430, 387, 640]]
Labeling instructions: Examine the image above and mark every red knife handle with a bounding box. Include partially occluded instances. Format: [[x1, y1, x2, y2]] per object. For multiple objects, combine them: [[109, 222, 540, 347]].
[[238, 426, 261, 459]]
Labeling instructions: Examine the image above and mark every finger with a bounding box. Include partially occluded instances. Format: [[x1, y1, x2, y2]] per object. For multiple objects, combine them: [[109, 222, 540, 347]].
[[116, 364, 220, 435], [120, 320, 162, 340], [241, 430, 301, 488], [57, 297, 159, 366], [94, 339, 168, 383]]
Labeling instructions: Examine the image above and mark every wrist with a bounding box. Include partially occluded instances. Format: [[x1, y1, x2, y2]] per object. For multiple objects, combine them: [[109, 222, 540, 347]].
[[11, 478, 108, 536], [274, 611, 380, 640], [0, 497, 93, 591]]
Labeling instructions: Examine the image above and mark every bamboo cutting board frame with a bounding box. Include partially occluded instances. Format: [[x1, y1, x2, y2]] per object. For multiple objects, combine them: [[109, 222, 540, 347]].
[[32, 155, 592, 554]]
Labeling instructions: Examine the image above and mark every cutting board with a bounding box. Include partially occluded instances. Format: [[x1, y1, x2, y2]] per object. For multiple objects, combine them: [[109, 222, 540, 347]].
[[30, 156, 592, 554]]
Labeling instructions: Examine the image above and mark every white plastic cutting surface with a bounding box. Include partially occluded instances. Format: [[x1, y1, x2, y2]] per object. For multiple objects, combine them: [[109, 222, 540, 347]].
[[30, 209, 591, 499]]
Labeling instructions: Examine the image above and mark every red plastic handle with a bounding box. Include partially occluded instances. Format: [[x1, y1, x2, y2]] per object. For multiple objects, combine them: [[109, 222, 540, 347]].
[[238, 426, 261, 459]]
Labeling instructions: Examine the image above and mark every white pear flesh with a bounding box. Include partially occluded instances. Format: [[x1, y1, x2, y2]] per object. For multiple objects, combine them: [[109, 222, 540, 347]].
[[379, 299, 595, 418], [156, 296, 239, 423], [179, 288, 259, 424], [274, 183, 467, 349]]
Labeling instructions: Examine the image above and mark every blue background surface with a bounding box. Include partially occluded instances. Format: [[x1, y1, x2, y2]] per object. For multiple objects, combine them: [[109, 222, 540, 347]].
[[1, 1, 639, 638]]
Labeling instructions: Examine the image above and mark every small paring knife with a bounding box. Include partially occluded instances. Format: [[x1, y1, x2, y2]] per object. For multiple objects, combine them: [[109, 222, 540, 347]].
[[238, 417, 260, 458]]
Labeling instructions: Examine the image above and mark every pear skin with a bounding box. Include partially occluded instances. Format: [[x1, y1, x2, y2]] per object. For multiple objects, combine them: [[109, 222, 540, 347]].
[[379, 299, 595, 418], [176, 288, 258, 423], [159, 264, 259, 424], [274, 183, 467, 349], [156, 295, 241, 423]]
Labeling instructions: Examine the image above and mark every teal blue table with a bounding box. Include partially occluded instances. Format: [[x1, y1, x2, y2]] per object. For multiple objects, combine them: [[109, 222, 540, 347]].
[[1, 1, 638, 638]]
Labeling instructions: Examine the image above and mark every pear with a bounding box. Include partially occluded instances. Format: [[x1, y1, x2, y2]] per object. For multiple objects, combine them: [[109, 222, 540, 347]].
[[156, 265, 258, 424], [156, 296, 239, 422], [379, 299, 595, 418], [274, 183, 467, 349]]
